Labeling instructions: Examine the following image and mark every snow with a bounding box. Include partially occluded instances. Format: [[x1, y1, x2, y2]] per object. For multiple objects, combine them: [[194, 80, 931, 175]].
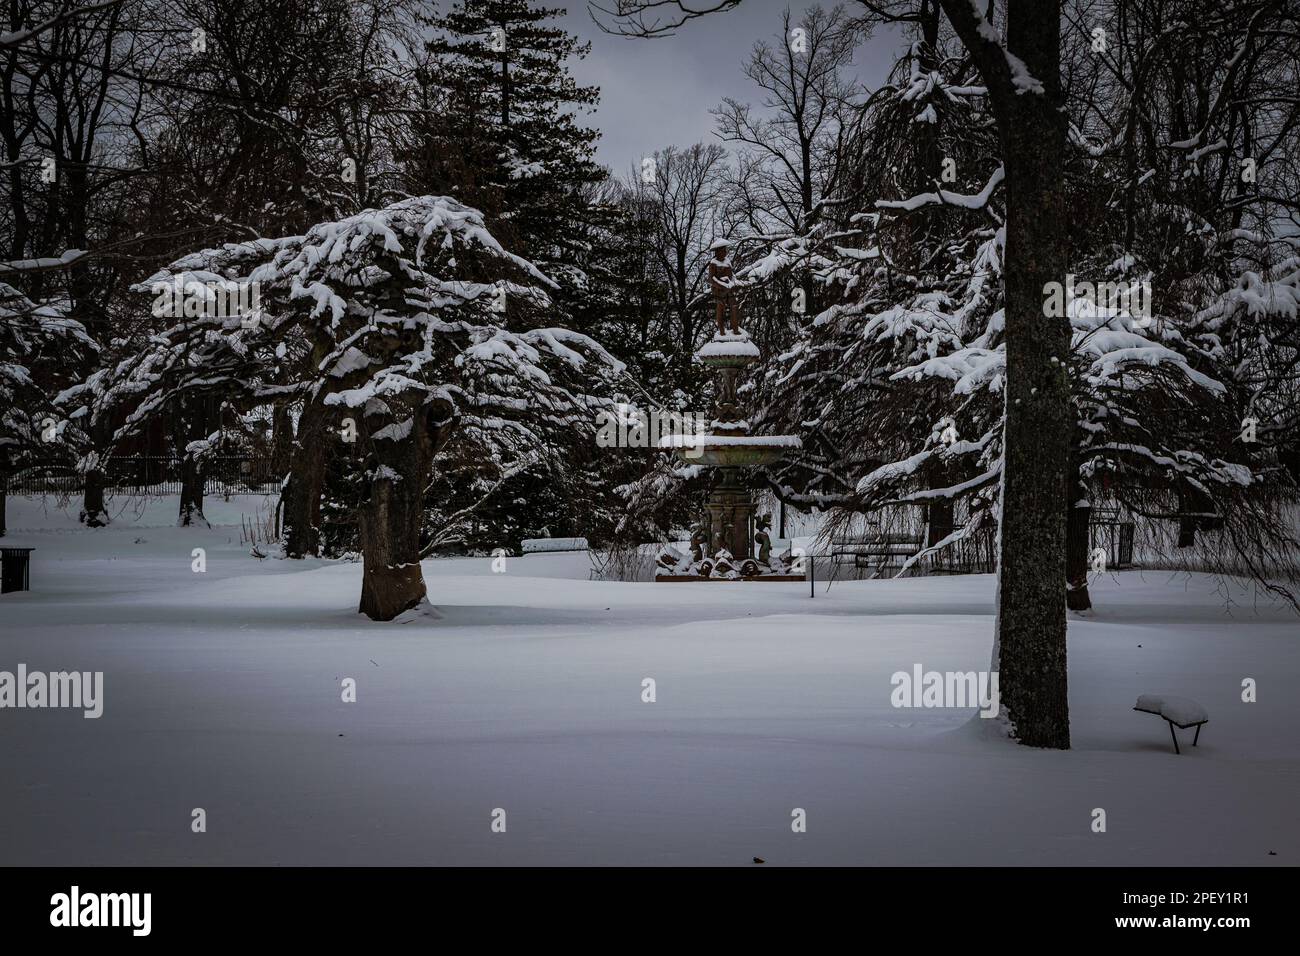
[[1, 494, 1296, 865], [1004, 51, 1045, 95], [698, 338, 761, 359], [0, 248, 88, 275], [371, 419, 413, 443], [877, 166, 1004, 213], [1199, 264, 1300, 324], [857, 449, 931, 494], [521, 537, 589, 553], [963, 1, 1043, 95], [329, 346, 374, 378], [1134, 695, 1209, 727], [657, 434, 801, 448], [507, 161, 545, 180]]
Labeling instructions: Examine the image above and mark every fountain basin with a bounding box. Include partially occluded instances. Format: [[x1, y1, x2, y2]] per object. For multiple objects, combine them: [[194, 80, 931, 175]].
[[659, 434, 802, 468], [697, 337, 760, 368]]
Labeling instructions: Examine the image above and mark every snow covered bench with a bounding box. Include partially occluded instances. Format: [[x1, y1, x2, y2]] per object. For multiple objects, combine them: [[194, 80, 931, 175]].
[[520, 537, 589, 554], [1133, 695, 1208, 754], [832, 533, 923, 575]]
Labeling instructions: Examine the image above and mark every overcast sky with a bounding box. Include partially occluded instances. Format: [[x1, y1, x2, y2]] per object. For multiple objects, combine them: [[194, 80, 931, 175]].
[[555, 1, 905, 174]]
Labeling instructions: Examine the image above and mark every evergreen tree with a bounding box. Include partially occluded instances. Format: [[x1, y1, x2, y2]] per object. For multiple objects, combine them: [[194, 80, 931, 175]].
[[420, 0, 603, 272]]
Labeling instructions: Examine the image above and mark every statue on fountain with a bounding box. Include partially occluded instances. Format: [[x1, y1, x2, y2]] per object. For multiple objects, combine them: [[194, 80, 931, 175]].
[[707, 238, 743, 336], [689, 521, 710, 563], [754, 513, 773, 566], [649, 241, 802, 582]]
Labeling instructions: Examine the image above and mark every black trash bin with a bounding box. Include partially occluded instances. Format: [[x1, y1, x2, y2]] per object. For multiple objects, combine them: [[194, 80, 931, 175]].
[[1, 547, 34, 593]]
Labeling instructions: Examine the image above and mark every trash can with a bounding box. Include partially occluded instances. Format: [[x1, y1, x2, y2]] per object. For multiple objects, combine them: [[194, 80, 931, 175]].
[[1, 547, 34, 593]]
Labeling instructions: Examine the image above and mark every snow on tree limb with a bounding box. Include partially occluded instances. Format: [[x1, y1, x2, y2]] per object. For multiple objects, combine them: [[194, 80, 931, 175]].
[[0, 249, 91, 276], [876, 165, 1005, 213]]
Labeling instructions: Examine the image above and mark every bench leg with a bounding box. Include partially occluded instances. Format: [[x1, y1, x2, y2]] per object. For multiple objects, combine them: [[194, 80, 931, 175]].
[[1169, 721, 1181, 755], [1193, 724, 1201, 747]]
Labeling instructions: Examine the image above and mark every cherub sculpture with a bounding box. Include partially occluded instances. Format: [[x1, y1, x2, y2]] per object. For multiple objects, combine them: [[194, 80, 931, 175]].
[[707, 238, 743, 335], [689, 521, 710, 563]]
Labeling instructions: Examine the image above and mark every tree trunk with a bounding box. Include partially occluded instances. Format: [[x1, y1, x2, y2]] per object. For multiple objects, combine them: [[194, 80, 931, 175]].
[[1177, 489, 1197, 548], [81, 465, 108, 527], [175, 398, 214, 527], [358, 473, 428, 620], [357, 398, 455, 621], [178, 453, 207, 527], [1065, 478, 1092, 611], [926, 460, 955, 547], [282, 399, 331, 558], [941, 0, 1072, 748], [270, 402, 294, 479], [996, 4, 1072, 748]]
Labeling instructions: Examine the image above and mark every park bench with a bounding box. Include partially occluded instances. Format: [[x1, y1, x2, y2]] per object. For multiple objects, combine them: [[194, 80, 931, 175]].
[[832, 532, 923, 577], [1134, 694, 1208, 754]]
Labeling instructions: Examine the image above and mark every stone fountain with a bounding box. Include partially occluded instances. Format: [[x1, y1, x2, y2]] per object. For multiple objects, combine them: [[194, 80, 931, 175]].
[[656, 330, 803, 581]]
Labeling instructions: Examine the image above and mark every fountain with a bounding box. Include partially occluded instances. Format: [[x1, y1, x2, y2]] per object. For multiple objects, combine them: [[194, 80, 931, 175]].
[[656, 330, 803, 581]]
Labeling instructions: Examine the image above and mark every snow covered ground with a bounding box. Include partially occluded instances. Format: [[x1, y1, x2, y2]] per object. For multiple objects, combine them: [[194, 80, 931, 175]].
[[1, 494, 1296, 866]]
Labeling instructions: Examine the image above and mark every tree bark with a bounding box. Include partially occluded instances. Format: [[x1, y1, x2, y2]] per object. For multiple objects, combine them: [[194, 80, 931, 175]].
[[178, 452, 207, 527], [282, 398, 331, 558], [270, 402, 294, 479], [81, 465, 108, 527], [357, 398, 455, 621], [1065, 477, 1093, 611], [941, 0, 1072, 748], [358, 469, 429, 620], [926, 459, 955, 547], [1177, 489, 1197, 548], [175, 398, 213, 527]]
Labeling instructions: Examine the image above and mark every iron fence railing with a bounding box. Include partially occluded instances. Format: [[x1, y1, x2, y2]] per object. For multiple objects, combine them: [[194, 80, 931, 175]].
[[1090, 506, 1136, 569], [5, 455, 281, 497]]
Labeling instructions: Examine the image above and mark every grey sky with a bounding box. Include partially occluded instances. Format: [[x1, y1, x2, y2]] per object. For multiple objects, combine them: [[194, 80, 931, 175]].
[[555, 1, 905, 174]]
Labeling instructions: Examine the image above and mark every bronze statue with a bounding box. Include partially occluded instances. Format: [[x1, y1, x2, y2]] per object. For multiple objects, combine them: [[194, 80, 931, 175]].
[[707, 239, 742, 335], [754, 513, 773, 565], [689, 521, 710, 563]]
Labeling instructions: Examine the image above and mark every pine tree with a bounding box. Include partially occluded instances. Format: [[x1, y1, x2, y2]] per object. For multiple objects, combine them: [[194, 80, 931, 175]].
[[0, 282, 96, 535], [412, 2, 628, 549], [420, 0, 602, 269]]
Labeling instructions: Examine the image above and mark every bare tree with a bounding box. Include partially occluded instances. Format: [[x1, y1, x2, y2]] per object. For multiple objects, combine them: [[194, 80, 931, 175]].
[[713, 4, 865, 237], [629, 142, 730, 381]]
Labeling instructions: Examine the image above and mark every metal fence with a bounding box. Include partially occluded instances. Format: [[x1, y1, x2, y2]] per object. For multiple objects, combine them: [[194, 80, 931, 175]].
[[5, 455, 281, 497], [1090, 506, 1136, 569]]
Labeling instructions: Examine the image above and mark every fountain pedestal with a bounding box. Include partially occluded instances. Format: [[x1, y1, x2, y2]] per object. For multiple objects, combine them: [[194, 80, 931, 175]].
[[704, 467, 757, 561], [655, 332, 803, 581]]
